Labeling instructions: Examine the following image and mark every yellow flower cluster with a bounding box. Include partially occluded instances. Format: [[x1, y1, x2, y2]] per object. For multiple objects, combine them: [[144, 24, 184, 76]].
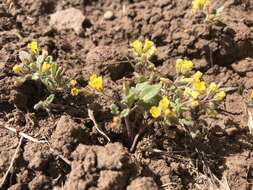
[[70, 79, 79, 96], [42, 63, 51, 72], [27, 40, 39, 54], [130, 39, 156, 60], [89, 74, 103, 92], [181, 68, 226, 107], [71, 88, 79, 96], [214, 91, 226, 101], [13, 65, 22, 74], [192, 0, 211, 12], [149, 97, 174, 119], [176, 59, 193, 74]]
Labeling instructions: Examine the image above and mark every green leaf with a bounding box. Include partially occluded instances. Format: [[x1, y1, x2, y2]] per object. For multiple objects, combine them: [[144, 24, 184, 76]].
[[139, 83, 162, 103], [216, 6, 224, 16], [47, 56, 54, 64], [135, 81, 149, 92], [123, 82, 130, 96], [46, 94, 55, 103], [180, 118, 193, 127], [32, 73, 40, 80], [34, 94, 55, 111], [36, 55, 44, 69], [122, 89, 137, 107], [19, 51, 32, 63], [51, 63, 58, 78], [120, 108, 130, 118], [110, 104, 120, 115]]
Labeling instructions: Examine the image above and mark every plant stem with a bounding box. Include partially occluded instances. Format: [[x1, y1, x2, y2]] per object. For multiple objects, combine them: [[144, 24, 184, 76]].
[[124, 116, 133, 141], [130, 123, 146, 153]]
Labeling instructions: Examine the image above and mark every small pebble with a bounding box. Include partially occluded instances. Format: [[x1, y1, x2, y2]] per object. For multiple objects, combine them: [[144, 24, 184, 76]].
[[103, 11, 114, 20]]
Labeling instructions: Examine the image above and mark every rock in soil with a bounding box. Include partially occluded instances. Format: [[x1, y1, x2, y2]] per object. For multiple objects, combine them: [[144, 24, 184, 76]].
[[49, 8, 85, 34]]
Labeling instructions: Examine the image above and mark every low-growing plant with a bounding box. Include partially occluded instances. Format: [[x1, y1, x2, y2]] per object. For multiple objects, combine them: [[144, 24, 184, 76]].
[[12, 39, 228, 151], [13, 40, 78, 111], [192, 0, 224, 23], [103, 39, 227, 150]]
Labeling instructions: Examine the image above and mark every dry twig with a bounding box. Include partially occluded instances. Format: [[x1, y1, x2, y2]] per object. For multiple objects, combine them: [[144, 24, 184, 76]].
[[0, 121, 46, 143], [88, 109, 111, 143], [0, 136, 23, 188]]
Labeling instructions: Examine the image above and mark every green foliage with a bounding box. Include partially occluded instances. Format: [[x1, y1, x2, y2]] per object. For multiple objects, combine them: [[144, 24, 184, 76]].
[[34, 94, 55, 112]]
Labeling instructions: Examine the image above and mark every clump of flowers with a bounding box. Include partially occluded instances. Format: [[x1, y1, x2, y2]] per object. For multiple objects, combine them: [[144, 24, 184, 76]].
[[13, 40, 80, 110], [88, 74, 103, 92], [130, 39, 156, 64], [96, 40, 228, 150], [192, 0, 224, 23]]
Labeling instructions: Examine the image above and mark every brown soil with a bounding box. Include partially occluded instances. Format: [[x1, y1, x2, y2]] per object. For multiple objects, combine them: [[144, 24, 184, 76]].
[[1, 0, 253, 190]]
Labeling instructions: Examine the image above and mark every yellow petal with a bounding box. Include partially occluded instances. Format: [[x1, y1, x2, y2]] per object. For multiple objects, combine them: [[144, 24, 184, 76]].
[[149, 106, 161, 118], [130, 40, 143, 56], [159, 97, 170, 111], [71, 88, 79, 96]]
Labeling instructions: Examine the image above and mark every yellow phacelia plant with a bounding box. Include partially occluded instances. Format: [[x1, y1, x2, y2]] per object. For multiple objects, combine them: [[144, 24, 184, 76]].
[[191, 0, 224, 23]]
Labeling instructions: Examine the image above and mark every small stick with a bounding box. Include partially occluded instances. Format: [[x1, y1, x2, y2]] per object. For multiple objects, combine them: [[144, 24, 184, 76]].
[[0, 136, 23, 188], [0, 121, 71, 166], [0, 122, 46, 143], [88, 109, 111, 143], [130, 133, 140, 153]]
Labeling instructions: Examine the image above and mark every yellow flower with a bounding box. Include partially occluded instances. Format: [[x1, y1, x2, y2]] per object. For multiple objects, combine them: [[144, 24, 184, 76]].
[[193, 80, 206, 92], [143, 39, 156, 59], [164, 108, 173, 118], [70, 79, 77, 87], [89, 74, 103, 92], [250, 91, 253, 100], [130, 39, 156, 60], [176, 59, 193, 74], [192, 0, 211, 12], [191, 100, 199, 107], [159, 97, 170, 111], [214, 91, 226, 101], [193, 71, 203, 82], [13, 64, 22, 74], [191, 91, 200, 99], [42, 63, 51, 72], [71, 88, 79, 96], [130, 40, 142, 57], [149, 106, 161, 118], [208, 82, 217, 93], [27, 40, 39, 54]]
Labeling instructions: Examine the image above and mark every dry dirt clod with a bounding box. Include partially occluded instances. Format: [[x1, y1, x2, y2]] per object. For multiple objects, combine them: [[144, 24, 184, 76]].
[[50, 115, 89, 158], [64, 143, 137, 190], [231, 58, 253, 74], [127, 177, 158, 190], [49, 8, 85, 34], [85, 45, 131, 80]]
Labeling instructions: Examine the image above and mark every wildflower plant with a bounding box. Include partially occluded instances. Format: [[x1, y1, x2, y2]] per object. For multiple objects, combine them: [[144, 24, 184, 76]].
[[13, 40, 76, 111], [192, 0, 224, 23], [103, 39, 227, 147]]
